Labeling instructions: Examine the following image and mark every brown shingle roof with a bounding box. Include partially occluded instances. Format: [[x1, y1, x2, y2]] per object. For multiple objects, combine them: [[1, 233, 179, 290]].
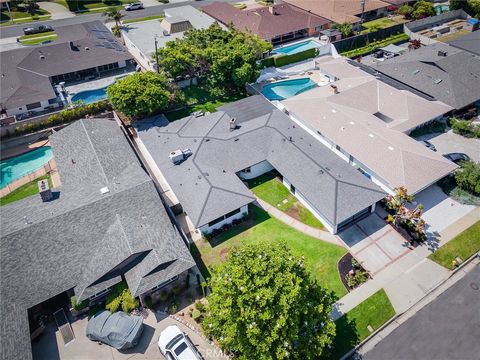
[[285, 0, 390, 24], [202, 2, 329, 41]]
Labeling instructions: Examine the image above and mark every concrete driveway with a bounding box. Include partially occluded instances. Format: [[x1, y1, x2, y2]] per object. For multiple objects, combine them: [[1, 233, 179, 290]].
[[32, 310, 226, 360], [38, 2, 75, 20], [417, 129, 480, 162]]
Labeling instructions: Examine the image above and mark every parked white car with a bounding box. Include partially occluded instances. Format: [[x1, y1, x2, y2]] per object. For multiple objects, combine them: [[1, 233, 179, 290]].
[[124, 2, 144, 10], [158, 325, 203, 360]]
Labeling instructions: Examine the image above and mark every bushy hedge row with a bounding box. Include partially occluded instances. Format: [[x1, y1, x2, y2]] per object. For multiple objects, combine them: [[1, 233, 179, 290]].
[[341, 33, 409, 58], [260, 47, 318, 69], [450, 117, 480, 138], [105, 282, 139, 314], [5, 100, 112, 139]]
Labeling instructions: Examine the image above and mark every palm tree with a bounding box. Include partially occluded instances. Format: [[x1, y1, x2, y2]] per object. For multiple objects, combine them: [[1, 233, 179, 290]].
[[103, 7, 124, 28]]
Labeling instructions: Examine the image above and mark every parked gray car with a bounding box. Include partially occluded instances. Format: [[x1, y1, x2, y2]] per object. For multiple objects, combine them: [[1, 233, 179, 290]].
[[86, 310, 144, 350]]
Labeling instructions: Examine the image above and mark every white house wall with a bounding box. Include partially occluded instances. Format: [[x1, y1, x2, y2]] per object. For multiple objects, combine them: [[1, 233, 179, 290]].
[[199, 205, 249, 233], [122, 34, 154, 71], [237, 160, 274, 180]]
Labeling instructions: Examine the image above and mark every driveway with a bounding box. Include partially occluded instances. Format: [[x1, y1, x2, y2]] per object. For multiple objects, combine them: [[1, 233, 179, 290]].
[[362, 264, 480, 360], [416, 129, 480, 163], [38, 2, 75, 20], [32, 310, 227, 360]]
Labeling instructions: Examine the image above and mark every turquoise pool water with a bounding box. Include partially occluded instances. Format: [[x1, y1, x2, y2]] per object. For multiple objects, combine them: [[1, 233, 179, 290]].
[[261, 78, 318, 101], [434, 5, 449, 15], [71, 87, 108, 104], [272, 40, 321, 56], [1, 147, 53, 188]]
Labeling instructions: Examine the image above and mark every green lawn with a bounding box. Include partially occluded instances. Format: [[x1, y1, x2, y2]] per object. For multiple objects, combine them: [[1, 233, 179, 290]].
[[165, 85, 246, 121], [192, 204, 347, 297], [327, 289, 395, 359], [1, 8, 50, 25], [0, 174, 52, 206], [360, 17, 397, 34], [341, 33, 409, 58], [18, 31, 57, 45], [428, 221, 480, 269], [247, 172, 325, 229], [123, 15, 164, 24], [65, 0, 130, 13]]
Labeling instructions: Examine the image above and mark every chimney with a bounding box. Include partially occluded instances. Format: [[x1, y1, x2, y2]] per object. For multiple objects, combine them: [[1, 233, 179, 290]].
[[38, 179, 53, 202], [229, 117, 237, 131], [437, 50, 447, 57], [269, 6, 277, 15], [330, 84, 339, 94], [69, 41, 79, 51]]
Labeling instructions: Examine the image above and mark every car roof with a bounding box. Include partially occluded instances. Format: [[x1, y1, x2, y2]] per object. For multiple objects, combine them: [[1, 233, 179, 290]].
[[158, 325, 183, 351], [171, 340, 199, 360]]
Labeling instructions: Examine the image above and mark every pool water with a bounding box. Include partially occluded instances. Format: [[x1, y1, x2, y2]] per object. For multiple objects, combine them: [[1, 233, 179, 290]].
[[272, 40, 322, 56], [261, 78, 318, 101], [71, 87, 108, 104], [434, 5, 449, 15], [1, 146, 53, 188]]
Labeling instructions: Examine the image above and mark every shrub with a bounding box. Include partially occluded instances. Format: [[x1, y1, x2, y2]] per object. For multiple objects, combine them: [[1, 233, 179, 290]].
[[450, 117, 480, 138], [191, 309, 201, 321], [194, 301, 206, 312], [273, 48, 318, 67], [159, 291, 169, 302], [455, 161, 480, 196], [172, 286, 181, 296], [259, 56, 275, 69], [144, 295, 154, 309], [409, 120, 446, 137], [70, 296, 88, 311], [105, 282, 138, 313], [168, 299, 178, 314]]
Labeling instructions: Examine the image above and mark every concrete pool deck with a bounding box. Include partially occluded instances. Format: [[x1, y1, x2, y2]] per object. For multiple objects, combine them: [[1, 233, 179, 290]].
[[65, 70, 135, 100]]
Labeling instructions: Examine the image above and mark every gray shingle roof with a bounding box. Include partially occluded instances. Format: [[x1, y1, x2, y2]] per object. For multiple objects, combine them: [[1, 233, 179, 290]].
[[135, 96, 385, 229], [371, 43, 480, 110], [0, 21, 132, 109], [447, 30, 480, 56], [0, 118, 194, 360]]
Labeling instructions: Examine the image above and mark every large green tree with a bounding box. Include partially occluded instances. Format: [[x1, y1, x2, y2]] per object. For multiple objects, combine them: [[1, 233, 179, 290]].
[[107, 72, 171, 118], [156, 23, 271, 93], [203, 241, 336, 360], [412, 1, 436, 19]]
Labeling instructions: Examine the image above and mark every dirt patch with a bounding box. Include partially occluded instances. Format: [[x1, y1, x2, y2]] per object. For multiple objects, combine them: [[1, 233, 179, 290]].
[[285, 202, 300, 219], [219, 247, 231, 261]]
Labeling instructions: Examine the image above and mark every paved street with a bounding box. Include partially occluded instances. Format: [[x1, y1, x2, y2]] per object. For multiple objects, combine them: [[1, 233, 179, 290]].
[[0, 0, 237, 38], [362, 264, 480, 360]]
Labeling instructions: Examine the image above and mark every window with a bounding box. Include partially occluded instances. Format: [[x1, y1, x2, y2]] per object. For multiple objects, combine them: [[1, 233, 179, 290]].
[[88, 287, 111, 301], [208, 216, 225, 228], [290, 184, 296, 194], [242, 167, 251, 173], [225, 208, 241, 219], [26, 102, 41, 110], [48, 98, 57, 104]]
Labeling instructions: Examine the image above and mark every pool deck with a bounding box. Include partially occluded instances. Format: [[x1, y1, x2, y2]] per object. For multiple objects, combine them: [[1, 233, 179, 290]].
[[1, 140, 50, 161]]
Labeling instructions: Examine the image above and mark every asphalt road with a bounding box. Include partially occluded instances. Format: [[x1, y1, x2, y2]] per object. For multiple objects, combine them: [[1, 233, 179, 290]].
[[0, 0, 236, 38], [361, 264, 480, 360]]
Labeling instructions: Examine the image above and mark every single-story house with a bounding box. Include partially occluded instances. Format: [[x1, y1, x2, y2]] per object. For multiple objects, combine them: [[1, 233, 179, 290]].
[[371, 43, 480, 110], [202, 2, 330, 45], [447, 30, 480, 56], [121, 5, 220, 71], [281, 56, 457, 196], [0, 118, 195, 360], [0, 21, 132, 118], [285, 0, 391, 29], [134, 95, 386, 235]]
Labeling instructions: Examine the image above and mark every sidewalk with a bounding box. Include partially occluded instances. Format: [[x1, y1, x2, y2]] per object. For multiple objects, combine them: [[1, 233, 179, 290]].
[[333, 207, 480, 318], [254, 198, 342, 246]]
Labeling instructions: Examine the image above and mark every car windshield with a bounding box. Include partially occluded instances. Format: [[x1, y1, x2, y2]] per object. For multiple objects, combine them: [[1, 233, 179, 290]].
[[166, 334, 183, 350], [174, 342, 188, 356]]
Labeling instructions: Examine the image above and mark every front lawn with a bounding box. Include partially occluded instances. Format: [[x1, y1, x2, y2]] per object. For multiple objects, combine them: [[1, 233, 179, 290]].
[[0, 174, 52, 206], [123, 15, 164, 24], [428, 221, 480, 269], [192, 204, 347, 297], [0, 8, 50, 24], [65, 0, 130, 13], [247, 172, 325, 229], [327, 289, 395, 359], [18, 31, 57, 45], [165, 85, 246, 121]]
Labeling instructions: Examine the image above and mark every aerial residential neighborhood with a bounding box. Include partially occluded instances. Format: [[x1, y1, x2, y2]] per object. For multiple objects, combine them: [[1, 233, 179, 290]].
[[0, 0, 479, 359]]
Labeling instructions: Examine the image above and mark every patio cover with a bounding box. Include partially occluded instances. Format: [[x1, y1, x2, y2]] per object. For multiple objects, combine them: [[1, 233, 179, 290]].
[[380, 44, 406, 54]]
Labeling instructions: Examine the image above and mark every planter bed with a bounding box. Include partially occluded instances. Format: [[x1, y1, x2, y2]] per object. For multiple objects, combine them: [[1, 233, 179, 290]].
[[338, 252, 370, 292]]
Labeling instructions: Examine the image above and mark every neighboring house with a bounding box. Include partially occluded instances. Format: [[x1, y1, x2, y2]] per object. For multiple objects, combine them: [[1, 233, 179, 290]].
[[281, 55, 457, 196], [134, 95, 385, 235], [122, 5, 219, 71], [0, 118, 195, 360], [371, 43, 480, 110], [447, 30, 480, 56], [285, 0, 390, 29], [202, 2, 330, 45], [0, 21, 132, 118]]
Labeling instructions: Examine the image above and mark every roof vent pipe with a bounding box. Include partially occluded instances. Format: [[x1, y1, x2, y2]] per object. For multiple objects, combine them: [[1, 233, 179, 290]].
[[330, 84, 339, 94], [229, 117, 237, 131], [437, 50, 447, 57]]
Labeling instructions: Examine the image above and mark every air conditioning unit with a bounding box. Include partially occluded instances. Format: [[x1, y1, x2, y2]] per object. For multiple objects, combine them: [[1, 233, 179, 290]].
[[169, 150, 184, 164]]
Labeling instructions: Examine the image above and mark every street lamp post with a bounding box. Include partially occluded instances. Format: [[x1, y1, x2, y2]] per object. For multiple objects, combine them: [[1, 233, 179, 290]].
[[360, 0, 366, 24], [154, 35, 159, 73]]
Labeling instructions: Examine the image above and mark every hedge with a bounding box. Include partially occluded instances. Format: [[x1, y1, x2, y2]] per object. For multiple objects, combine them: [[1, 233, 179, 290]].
[[341, 33, 409, 58], [450, 117, 480, 138], [4, 100, 112, 139], [260, 47, 318, 69]]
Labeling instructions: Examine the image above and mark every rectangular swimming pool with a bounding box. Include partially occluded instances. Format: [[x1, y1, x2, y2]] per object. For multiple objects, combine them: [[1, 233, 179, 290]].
[[272, 40, 322, 56], [261, 78, 318, 101]]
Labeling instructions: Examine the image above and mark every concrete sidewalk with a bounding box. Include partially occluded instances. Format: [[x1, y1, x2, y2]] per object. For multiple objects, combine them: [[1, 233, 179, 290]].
[[254, 198, 342, 246]]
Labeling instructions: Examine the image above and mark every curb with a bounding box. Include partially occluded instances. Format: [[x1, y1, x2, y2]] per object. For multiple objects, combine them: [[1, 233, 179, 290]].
[[340, 253, 479, 360]]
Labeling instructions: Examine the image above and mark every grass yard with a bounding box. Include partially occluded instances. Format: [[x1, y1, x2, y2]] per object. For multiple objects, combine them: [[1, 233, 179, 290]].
[[326, 289, 395, 359], [428, 221, 480, 269], [360, 17, 397, 34], [165, 85, 246, 121], [65, 0, 129, 13], [341, 33, 409, 58], [123, 15, 164, 24], [192, 204, 347, 297], [247, 172, 325, 229], [0, 8, 50, 25], [18, 31, 57, 45], [436, 29, 470, 43], [0, 174, 52, 206]]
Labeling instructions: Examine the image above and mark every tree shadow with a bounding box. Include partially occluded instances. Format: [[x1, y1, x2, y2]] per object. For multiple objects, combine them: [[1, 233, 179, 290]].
[[322, 315, 360, 360], [244, 170, 280, 189], [189, 241, 211, 280]]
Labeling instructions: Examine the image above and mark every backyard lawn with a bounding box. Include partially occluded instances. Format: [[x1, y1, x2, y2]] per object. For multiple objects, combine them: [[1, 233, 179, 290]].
[[0, 8, 50, 25], [428, 221, 480, 269], [165, 85, 247, 121], [192, 204, 347, 297], [247, 172, 325, 229], [360, 17, 396, 33], [0, 174, 52, 206], [327, 289, 395, 359]]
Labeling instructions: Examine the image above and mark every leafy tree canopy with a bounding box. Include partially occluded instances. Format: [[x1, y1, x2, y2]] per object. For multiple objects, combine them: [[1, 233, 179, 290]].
[[107, 72, 171, 118], [203, 240, 336, 360], [156, 24, 271, 92]]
